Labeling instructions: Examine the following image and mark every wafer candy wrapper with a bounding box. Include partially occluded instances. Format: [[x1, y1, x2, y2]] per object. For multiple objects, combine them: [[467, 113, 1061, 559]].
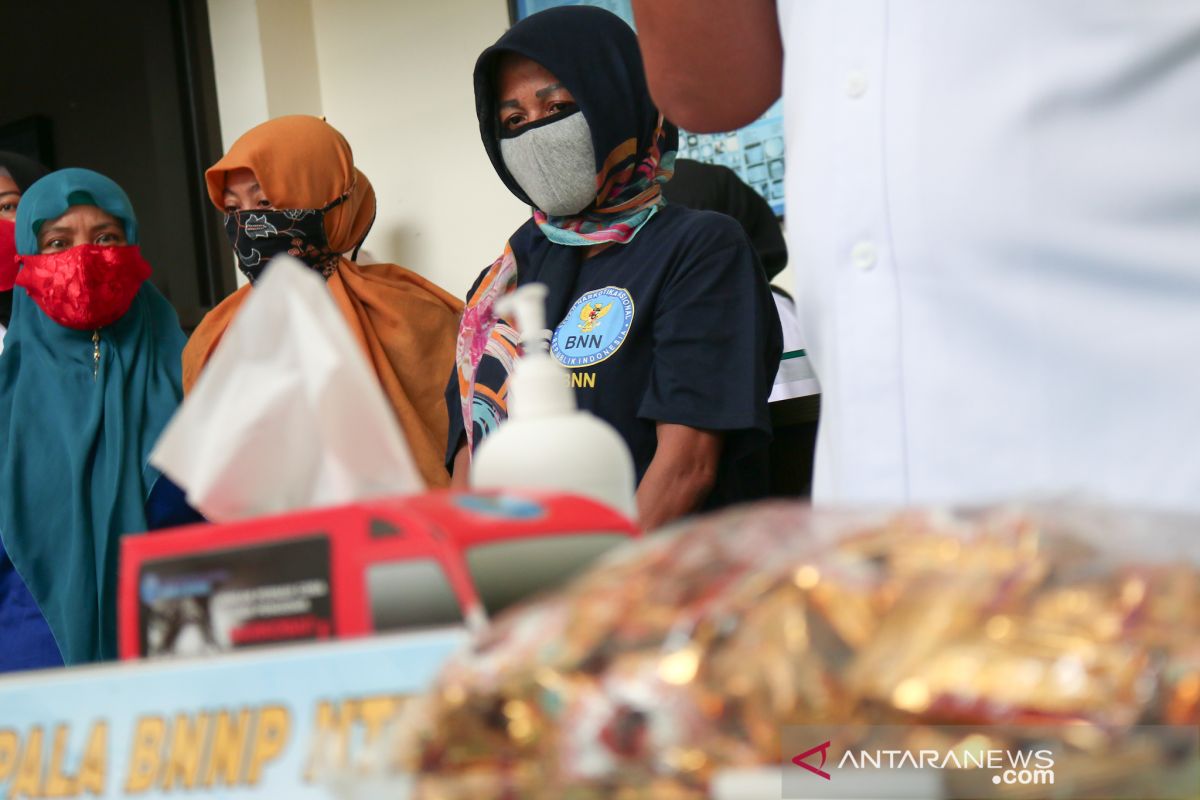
[[374, 502, 1199, 799]]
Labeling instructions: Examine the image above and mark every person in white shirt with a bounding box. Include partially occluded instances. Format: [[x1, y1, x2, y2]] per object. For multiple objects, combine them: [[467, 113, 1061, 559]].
[[632, 1, 1200, 511]]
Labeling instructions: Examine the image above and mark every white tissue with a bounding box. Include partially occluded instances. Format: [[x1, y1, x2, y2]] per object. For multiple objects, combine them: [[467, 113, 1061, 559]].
[[151, 256, 425, 522]]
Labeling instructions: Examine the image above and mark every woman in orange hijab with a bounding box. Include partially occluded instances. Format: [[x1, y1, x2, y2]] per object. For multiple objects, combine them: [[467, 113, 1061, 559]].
[[183, 115, 462, 487]]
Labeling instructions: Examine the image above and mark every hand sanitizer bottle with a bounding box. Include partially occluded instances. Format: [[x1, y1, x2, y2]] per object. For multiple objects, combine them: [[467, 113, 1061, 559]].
[[470, 283, 637, 520]]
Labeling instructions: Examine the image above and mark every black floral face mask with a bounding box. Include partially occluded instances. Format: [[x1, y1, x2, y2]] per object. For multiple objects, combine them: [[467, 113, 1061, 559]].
[[223, 191, 350, 284]]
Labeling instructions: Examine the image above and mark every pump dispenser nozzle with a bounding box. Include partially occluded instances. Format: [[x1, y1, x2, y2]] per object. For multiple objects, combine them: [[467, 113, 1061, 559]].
[[496, 284, 551, 352], [495, 283, 571, 419]]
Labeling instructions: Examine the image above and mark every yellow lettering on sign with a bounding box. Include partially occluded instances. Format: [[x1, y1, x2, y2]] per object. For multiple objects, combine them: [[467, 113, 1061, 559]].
[[43, 725, 77, 797], [357, 697, 400, 746], [244, 706, 289, 786], [0, 730, 18, 783], [305, 695, 409, 783], [77, 722, 107, 795], [9, 725, 43, 799], [570, 371, 597, 389], [203, 709, 250, 788], [304, 700, 355, 782], [160, 713, 210, 790], [123, 717, 164, 794]]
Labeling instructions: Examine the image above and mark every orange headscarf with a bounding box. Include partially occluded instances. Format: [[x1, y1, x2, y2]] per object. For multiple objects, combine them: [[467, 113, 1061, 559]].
[[183, 115, 463, 488]]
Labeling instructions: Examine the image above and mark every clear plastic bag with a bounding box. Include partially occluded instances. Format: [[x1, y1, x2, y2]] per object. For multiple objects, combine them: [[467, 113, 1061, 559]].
[[385, 502, 1200, 798]]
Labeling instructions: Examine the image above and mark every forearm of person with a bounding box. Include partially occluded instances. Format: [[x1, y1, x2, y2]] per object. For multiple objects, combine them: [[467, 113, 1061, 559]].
[[636, 423, 722, 531], [450, 443, 471, 489], [631, 0, 782, 132]]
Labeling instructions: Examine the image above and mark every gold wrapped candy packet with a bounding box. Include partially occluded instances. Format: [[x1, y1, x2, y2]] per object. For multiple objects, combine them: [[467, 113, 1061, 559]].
[[395, 503, 1200, 799]]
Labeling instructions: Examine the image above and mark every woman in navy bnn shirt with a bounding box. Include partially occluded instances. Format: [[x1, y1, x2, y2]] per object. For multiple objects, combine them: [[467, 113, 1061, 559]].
[[447, 6, 782, 530]]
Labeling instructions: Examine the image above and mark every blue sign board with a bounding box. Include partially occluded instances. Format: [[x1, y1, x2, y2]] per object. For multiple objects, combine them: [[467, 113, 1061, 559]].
[[0, 629, 466, 798]]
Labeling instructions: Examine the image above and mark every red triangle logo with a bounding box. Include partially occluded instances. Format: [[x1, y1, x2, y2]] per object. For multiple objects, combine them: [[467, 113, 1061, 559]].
[[792, 740, 832, 780]]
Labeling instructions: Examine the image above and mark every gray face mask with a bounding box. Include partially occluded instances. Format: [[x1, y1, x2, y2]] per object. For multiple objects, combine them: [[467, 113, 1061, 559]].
[[500, 110, 597, 216]]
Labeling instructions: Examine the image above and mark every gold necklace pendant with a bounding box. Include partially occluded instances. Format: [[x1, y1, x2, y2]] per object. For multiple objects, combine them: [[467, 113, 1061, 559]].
[[92, 331, 100, 381]]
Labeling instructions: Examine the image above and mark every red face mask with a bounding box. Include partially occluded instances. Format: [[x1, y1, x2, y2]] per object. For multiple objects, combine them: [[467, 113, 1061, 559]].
[[15, 244, 151, 330], [0, 219, 17, 292]]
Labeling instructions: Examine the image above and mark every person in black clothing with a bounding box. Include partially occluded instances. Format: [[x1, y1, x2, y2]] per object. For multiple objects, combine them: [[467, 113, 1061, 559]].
[[662, 159, 787, 281], [663, 158, 818, 497], [447, 7, 782, 530]]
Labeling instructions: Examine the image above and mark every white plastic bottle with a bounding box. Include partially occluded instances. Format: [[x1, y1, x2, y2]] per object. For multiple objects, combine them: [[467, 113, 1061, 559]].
[[470, 283, 637, 520]]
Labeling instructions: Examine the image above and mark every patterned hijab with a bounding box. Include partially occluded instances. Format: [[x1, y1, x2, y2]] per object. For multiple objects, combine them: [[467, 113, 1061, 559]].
[[455, 6, 677, 455]]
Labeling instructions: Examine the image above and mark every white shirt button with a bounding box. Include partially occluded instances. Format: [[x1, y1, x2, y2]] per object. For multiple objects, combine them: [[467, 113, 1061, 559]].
[[845, 70, 869, 99], [851, 240, 877, 271]]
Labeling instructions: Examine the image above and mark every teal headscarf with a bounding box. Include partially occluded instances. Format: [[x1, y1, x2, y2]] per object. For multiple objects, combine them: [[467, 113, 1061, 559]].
[[0, 169, 186, 664], [14, 168, 140, 255]]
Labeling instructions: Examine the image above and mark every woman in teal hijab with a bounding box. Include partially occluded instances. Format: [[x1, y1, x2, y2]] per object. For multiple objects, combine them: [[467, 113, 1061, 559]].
[[0, 168, 186, 668]]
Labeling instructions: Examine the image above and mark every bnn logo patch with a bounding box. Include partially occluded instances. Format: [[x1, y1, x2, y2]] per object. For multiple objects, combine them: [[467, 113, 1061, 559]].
[[551, 286, 635, 368]]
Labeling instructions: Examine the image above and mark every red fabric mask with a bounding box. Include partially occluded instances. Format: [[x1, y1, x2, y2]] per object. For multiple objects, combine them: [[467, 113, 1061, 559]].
[[16, 244, 151, 330], [0, 219, 17, 292]]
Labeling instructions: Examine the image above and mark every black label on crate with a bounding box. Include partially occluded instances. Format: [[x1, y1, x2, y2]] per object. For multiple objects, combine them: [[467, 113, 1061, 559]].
[[137, 534, 332, 657]]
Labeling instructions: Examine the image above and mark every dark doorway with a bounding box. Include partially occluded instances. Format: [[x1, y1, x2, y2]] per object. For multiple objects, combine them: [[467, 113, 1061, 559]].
[[1, 0, 235, 329]]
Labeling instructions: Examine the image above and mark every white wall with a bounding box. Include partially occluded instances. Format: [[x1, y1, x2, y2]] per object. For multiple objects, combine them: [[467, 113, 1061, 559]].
[[310, 0, 529, 296], [207, 0, 529, 298], [259, 0, 325, 122], [207, 0, 271, 154]]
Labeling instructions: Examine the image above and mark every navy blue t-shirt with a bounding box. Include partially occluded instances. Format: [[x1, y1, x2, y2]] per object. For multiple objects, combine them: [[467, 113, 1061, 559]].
[[448, 204, 782, 508]]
